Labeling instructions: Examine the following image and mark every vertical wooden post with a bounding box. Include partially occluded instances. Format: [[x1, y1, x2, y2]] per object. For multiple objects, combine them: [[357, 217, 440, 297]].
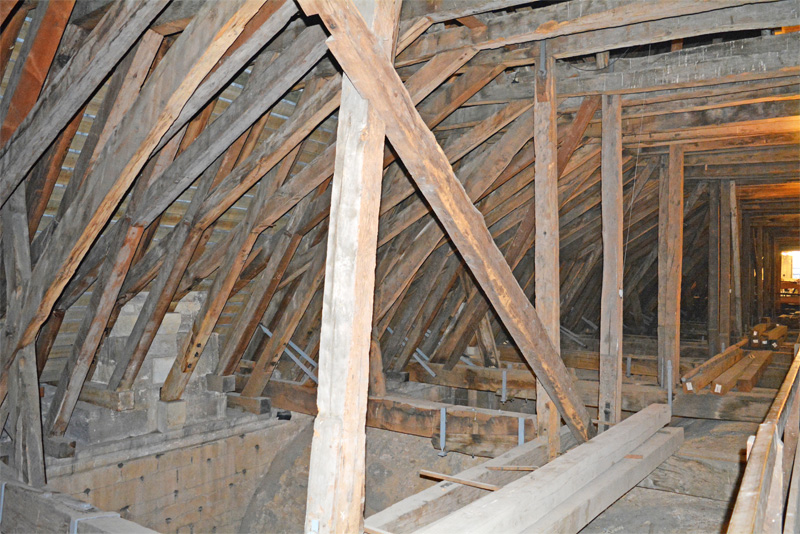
[[708, 185, 720, 355], [658, 146, 684, 387], [756, 225, 765, 319], [719, 180, 732, 349], [599, 93, 622, 430], [729, 182, 743, 338], [304, 1, 399, 532], [534, 45, 561, 456], [741, 214, 752, 329]]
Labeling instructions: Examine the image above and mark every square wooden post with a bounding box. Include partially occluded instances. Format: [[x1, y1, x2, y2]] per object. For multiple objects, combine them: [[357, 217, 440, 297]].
[[304, 1, 399, 532], [599, 93, 623, 430], [534, 46, 561, 456], [658, 146, 684, 388]]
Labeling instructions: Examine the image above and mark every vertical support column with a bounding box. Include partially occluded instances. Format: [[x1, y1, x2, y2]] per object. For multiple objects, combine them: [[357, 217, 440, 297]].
[[719, 180, 732, 349], [741, 214, 753, 328], [658, 146, 684, 387], [756, 225, 764, 320], [598, 93, 622, 430], [304, 1, 399, 533], [534, 44, 561, 457], [729, 182, 743, 338], [708, 184, 720, 355]]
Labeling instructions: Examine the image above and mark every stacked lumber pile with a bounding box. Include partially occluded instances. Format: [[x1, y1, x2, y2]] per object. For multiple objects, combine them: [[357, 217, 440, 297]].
[[682, 340, 772, 395], [750, 321, 790, 350]]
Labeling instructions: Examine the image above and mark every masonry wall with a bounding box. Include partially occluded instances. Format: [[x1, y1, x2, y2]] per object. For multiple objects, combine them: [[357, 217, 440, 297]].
[[47, 415, 312, 534]]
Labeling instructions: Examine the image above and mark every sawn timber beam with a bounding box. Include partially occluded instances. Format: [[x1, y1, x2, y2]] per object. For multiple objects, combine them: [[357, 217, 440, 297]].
[[299, 0, 593, 442]]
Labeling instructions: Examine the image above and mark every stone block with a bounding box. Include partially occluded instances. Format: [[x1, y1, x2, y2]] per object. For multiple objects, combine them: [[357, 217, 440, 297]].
[[156, 400, 187, 433], [227, 393, 271, 415], [206, 374, 235, 393]]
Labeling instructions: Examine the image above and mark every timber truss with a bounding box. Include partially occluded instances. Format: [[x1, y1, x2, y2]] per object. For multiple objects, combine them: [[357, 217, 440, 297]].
[[0, 0, 797, 528]]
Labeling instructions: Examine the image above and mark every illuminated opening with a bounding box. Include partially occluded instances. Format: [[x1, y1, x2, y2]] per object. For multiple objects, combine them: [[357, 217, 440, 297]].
[[781, 250, 800, 281]]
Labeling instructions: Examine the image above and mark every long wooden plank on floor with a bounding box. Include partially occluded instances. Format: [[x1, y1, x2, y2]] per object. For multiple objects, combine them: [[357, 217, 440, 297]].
[[297, 0, 593, 442], [712, 352, 762, 396], [414, 404, 671, 533], [522, 427, 684, 534], [366, 426, 577, 534], [682, 339, 748, 393], [737, 351, 773, 393]]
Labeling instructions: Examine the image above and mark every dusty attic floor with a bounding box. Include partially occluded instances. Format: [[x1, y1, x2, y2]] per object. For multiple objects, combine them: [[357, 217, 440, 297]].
[[581, 418, 757, 534]]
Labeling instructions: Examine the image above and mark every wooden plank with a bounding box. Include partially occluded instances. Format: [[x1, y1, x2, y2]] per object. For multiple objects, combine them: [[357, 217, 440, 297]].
[[0, 474, 158, 533], [737, 351, 773, 393], [365, 426, 576, 534], [681, 339, 748, 393], [657, 146, 684, 386], [112, 47, 475, 315], [413, 404, 671, 533], [599, 93, 623, 430], [557, 32, 800, 96], [522, 427, 684, 534], [0, 0, 169, 208], [419, 470, 500, 492], [558, 95, 600, 176], [729, 422, 780, 532], [155, 0, 298, 153], [783, 435, 800, 534]]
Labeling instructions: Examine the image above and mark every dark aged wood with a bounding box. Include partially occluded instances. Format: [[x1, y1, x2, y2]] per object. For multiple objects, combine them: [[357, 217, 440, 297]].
[[1, 0, 797, 526]]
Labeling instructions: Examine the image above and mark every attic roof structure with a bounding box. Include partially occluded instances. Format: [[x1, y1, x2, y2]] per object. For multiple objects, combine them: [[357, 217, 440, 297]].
[[0, 1, 798, 533]]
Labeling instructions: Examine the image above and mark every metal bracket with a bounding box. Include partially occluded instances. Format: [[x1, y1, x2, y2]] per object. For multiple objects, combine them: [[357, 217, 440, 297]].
[[438, 407, 447, 457], [667, 359, 673, 413], [413, 349, 436, 377], [518, 417, 525, 447]]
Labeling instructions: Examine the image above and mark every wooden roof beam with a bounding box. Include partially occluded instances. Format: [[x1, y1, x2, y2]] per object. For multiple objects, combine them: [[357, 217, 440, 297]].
[[301, 0, 593, 441], [397, 0, 788, 66], [0, 0, 170, 210], [1, 0, 270, 404]]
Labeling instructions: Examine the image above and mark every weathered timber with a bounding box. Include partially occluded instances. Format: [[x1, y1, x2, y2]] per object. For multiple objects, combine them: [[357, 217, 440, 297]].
[[599, 93, 623, 430]]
